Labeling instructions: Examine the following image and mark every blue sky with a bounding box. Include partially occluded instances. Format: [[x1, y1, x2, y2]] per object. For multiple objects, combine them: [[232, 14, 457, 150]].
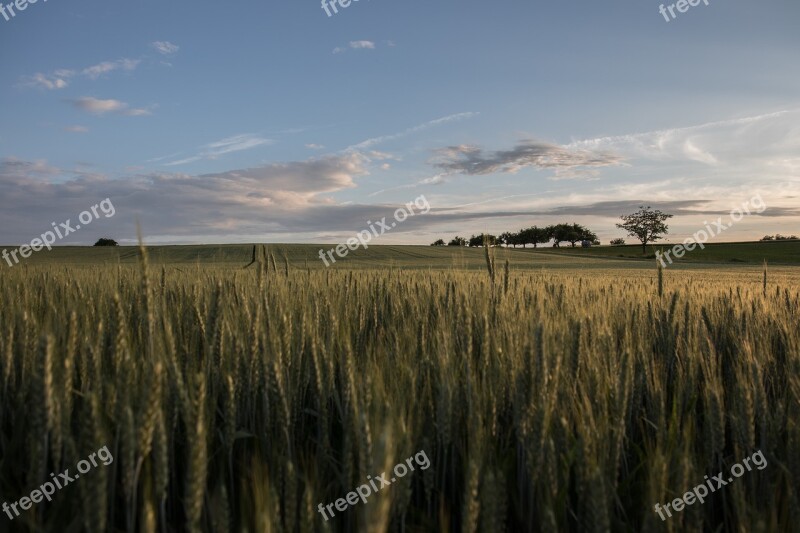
[[1, 0, 799, 245]]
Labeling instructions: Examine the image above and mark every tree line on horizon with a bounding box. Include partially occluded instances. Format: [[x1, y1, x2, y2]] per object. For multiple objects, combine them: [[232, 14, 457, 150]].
[[761, 234, 798, 241], [431, 223, 600, 248], [431, 206, 675, 253]]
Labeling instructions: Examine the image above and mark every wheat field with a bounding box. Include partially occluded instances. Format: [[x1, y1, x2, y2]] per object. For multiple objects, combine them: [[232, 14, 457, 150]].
[[0, 246, 798, 532]]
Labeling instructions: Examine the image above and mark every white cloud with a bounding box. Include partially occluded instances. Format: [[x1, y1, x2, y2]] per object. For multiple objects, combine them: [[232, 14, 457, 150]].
[[350, 40, 375, 49], [333, 40, 377, 54], [152, 41, 180, 55], [305, 144, 325, 150], [70, 97, 151, 116], [64, 125, 89, 133], [71, 97, 127, 114]]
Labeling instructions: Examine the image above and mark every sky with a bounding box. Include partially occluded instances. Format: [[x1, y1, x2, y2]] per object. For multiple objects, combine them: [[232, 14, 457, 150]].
[[1, 0, 799, 246]]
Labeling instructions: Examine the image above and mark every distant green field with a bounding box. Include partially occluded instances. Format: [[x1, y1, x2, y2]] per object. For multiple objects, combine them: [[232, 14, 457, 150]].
[[1, 240, 798, 272], [3, 239, 799, 269], [527, 240, 800, 265]]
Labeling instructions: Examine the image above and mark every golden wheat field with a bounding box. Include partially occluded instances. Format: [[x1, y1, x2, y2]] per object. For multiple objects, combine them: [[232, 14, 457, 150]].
[[0, 246, 798, 533]]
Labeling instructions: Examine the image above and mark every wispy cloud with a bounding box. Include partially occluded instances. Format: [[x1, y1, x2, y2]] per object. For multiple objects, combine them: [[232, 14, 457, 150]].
[[368, 173, 448, 197], [566, 109, 798, 165], [430, 140, 624, 176], [69, 97, 152, 116], [20, 73, 71, 90], [333, 40, 377, 54], [306, 143, 325, 150], [151, 41, 180, 55], [164, 134, 274, 166], [82, 59, 141, 80], [64, 125, 89, 133], [125, 108, 153, 117], [70, 98, 127, 114], [345, 112, 479, 152], [20, 59, 141, 90]]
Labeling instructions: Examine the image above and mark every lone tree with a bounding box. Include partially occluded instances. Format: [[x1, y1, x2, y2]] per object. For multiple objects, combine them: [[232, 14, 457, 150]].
[[448, 236, 467, 247], [430, 239, 446, 246], [616, 206, 672, 254], [93, 238, 118, 247]]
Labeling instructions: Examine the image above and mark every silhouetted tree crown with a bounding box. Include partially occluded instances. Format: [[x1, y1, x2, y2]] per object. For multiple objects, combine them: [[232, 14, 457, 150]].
[[616, 206, 673, 254]]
